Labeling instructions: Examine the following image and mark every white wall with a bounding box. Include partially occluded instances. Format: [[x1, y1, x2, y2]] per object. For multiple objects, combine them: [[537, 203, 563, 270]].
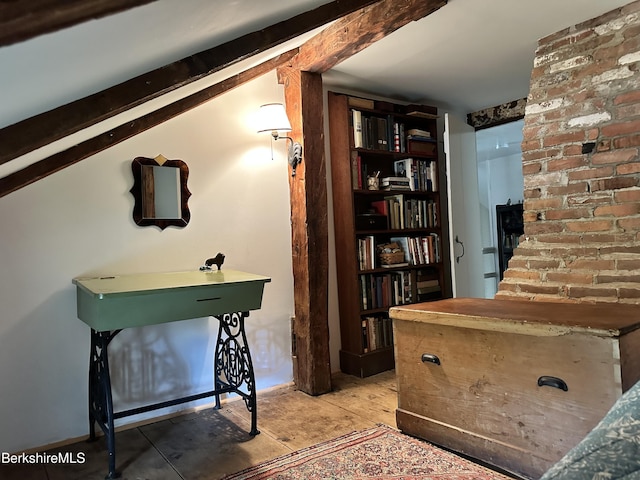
[[0, 71, 297, 453]]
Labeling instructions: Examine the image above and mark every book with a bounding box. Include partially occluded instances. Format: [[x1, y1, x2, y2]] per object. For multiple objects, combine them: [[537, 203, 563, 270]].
[[407, 128, 431, 139], [371, 199, 389, 216], [381, 176, 410, 187], [352, 110, 363, 148]]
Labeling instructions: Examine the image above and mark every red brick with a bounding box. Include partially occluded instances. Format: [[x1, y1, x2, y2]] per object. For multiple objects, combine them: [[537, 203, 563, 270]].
[[615, 188, 640, 202], [600, 245, 640, 255], [619, 217, 640, 230], [548, 156, 587, 171], [503, 270, 541, 281], [591, 176, 639, 191], [568, 166, 614, 180], [547, 182, 589, 196], [522, 163, 542, 175], [566, 259, 615, 270], [535, 234, 582, 244], [617, 259, 640, 270], [547, 272, 594, 284], [613, 134, 640, 149], [543, 131, 585, 147], [617, 162, 640, 174], [587, 128, 600, 141], [524, 188, 542, 199], [567, 286, 618, 299], [526, 222, 565, 235], [598, 273, 640, 283], [519, 283, 562, 295], [563, 145, 584, 156], [522, 138, 542, 151], [545, 208, 591, 220], [565, 220, 614, 232], [616, 103, 640, 119], [522, 149, 560, 162], [582, 233, 621, 245], [507, 259, 528, 269], [619, 288, 640, 299], [528, 259, 561, 269], [596, 139, 612, 152], [552, 245, 599, 255], [525, 197, 563, 209], [614, 89, 640, 105], [496, 283, 519, 294], [601, 119, 640, 137], [594, 204, 640, 216], [591, 149, 638, 165]]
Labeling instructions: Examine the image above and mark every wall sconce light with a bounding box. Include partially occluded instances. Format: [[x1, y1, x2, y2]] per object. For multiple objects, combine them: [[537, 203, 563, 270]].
[[256, 103, 303, 177]]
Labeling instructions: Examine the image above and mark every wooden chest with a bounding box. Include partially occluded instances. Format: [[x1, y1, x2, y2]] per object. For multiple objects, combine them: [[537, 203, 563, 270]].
[[390, 298, 640, 479]]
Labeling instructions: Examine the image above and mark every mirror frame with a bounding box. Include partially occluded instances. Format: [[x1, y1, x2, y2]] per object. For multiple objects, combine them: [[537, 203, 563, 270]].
[[130, 156, 191, 230]]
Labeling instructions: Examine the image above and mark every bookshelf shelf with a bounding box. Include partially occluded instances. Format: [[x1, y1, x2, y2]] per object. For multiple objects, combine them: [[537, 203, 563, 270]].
[[328, 91, 451, 378]]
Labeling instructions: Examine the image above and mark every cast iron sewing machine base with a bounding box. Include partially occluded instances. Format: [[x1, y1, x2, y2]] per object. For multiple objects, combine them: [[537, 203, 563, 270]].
[[87, 311, 258, 479]]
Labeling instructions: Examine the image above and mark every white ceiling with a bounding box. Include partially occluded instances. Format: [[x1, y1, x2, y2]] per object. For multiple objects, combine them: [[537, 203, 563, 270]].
[[326, 0, 632, 112], [0, 0, 632, 149]]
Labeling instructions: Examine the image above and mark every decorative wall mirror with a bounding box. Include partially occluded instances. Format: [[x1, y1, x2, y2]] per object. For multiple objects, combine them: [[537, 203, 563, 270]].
[[130, 155, 191, 229]]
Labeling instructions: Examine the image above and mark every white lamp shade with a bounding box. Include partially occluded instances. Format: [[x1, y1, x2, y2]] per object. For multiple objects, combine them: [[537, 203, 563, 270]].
[[256, 103, 292, 133]]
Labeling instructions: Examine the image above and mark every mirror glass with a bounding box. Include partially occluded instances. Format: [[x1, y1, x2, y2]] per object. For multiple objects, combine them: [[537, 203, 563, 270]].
[[141, 165, 181, 219], [131, 156, 191, 229]]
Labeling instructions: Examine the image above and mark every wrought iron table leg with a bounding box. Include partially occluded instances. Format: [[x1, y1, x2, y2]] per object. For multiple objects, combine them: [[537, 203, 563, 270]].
[[88, 329, 121, 479], [214, 311, 260, 436]]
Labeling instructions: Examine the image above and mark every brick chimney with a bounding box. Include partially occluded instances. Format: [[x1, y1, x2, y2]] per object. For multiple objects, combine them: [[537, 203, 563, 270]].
[[497, 1, 640, 304]]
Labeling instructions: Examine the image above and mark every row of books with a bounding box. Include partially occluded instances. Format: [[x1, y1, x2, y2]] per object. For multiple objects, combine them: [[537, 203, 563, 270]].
[[350, 154, 437, 192], [357, 235, 377, 270], [394, 158, 438, 192], [372, 195, 438, 230], [352, 109, 435, 154], [361, 316, 393, 353], [359, 271, 413, 311], [391, 234, 441, 265]]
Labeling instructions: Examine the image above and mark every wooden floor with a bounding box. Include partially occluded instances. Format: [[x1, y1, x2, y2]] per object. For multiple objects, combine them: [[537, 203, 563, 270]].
[[1, 371, 400, 480]]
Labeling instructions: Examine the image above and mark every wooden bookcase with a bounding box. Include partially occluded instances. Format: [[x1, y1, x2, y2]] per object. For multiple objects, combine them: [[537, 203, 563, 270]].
[[328, 91, 450, 377]]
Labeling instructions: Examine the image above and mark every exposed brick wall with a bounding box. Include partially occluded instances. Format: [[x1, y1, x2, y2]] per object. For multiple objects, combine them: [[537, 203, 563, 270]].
[[496, 1, 640, 304]]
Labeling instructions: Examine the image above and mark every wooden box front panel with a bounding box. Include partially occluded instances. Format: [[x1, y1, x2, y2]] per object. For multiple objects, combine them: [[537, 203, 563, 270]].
[[394, 319, 621, 477]]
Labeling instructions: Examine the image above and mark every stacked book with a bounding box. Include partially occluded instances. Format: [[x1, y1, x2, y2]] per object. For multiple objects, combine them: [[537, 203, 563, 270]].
[[380, 176, 411, 191]]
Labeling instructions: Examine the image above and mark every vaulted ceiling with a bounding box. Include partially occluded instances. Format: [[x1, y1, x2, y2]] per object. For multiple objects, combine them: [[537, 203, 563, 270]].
[[0, 0, 633, 183], [1, 0, 632, 129]]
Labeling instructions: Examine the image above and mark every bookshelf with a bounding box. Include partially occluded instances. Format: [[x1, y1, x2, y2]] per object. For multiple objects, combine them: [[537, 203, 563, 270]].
[[328, 91, 450, 377]]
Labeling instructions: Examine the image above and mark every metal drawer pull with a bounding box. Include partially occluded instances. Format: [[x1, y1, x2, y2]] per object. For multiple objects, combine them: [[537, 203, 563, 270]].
[[196, 297, 222, 302], [537, 376, 568, 391], [421, 353, 441, 365]]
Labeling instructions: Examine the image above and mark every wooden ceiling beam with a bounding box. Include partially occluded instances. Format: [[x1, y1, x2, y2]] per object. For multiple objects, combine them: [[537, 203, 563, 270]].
[[0, 0, 378, 167], [0, 50, 297, 199], [291, 0, 447, 73], [0, 0, 157, 47]]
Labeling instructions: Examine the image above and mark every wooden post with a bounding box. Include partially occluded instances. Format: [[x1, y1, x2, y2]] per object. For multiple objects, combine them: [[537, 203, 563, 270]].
[[278, 68, 331, 395]]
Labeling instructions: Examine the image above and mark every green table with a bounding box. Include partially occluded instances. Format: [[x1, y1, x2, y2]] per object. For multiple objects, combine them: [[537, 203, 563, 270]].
[[73, 269, 271, 479]]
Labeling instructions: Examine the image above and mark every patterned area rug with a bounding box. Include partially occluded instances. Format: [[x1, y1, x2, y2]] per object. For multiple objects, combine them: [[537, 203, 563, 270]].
[[222, 425, 513, 479]]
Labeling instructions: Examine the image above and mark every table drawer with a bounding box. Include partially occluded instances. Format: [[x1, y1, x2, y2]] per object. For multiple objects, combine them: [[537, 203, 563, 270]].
[[77, 281, 267, 331]]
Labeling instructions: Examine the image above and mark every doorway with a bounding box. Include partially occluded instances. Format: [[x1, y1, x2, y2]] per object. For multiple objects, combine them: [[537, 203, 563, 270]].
[[475, 120, 525, 297]]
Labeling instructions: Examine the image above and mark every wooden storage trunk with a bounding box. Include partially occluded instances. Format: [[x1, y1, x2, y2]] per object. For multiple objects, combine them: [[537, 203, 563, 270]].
[[390, 298, 640, 479]]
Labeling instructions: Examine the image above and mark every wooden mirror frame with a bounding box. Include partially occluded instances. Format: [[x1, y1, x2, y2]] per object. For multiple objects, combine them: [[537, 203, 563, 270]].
[[130, 156, 191, 230]]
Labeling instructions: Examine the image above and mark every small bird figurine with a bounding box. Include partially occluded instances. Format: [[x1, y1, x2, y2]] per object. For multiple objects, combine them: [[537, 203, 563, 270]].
[[204, 253, 225, 271]]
